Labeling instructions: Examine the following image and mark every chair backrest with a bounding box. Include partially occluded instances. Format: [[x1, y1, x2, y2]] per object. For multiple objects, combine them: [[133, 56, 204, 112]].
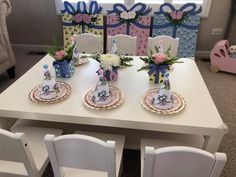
[[75, 33, 103, 53], [45, 134, 116, 177], [107, 35, 137, 55], [143, 146, 227, 177], [0, 129, 39, 177], [148, 36, 179, 56]]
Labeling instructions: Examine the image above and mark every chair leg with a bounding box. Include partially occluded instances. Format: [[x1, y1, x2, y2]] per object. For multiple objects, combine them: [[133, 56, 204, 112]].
[[7, 66, 15, 78]]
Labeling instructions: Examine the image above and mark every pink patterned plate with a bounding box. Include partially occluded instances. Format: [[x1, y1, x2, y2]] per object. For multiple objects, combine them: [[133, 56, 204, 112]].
[[142, 88, 186, 115], [29, 81, 71, 104], [85, 86, 121, 108]]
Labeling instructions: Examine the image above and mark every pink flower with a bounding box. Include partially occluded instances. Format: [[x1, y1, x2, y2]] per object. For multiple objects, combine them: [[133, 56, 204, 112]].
[[83, 14, 91, 24], [152, 53, 168, 64], [170, 11, 183, 20], [54, 51, 67, 60], [74, 13, 83, 23]]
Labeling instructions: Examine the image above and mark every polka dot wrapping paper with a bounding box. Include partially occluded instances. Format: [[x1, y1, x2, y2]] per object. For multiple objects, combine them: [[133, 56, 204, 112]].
[[53, 60, 75, 78]]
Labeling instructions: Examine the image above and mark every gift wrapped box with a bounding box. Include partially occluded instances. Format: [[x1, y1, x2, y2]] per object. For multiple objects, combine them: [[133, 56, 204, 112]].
[[148, 64, 168, 84], [107, 3, 151, 56], [152, 3, 202, 58], [53, 60, 75, 78], [61, 1, 104, 50]]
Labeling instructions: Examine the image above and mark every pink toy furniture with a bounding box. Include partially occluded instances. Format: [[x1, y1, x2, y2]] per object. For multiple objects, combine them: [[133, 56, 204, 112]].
[[210, 40, 236, 74]]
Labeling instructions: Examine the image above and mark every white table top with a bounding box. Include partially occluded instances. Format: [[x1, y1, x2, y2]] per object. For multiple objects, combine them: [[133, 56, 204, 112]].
[[0, 55, 227, 136]]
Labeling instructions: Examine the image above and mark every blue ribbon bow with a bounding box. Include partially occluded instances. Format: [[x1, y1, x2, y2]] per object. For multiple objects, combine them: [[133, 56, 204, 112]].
[[107, 3, 152, 35], [148, 64, 168, 84], [154, 3, 202, 16], [61, 1, 103, 31], [62, 1, 102, 14], [153, 3, 202, 38], [107, 3, 151, 15]]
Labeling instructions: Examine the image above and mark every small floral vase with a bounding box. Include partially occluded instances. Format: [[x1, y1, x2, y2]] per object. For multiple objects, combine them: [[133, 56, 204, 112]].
[[53, 60, 75, 78], [148, 64, 169, 84], [103, 66, 118, 81]]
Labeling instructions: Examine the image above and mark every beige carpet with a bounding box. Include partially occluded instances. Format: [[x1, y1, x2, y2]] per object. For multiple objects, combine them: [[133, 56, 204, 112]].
[[0, 49, 235, 177], [196, 59, 236, 177]]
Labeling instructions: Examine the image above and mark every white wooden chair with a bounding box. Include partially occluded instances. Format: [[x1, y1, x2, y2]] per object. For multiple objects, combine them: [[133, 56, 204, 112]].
[[107, 35, 137, 55], [143, 146, 227, 177], [148, 36, 179, 56], [0, 126, 62, 177], [45, 133, 125, 177], [140, 133, 205, 177], [74, 131, 125, 177], [75, 33, 103, 53]]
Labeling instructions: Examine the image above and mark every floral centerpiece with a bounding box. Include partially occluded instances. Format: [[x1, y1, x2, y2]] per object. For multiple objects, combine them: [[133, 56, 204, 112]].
[[138, 41, 182, 84], [48, 41, 75, 78], [92, 51, 133, 81]]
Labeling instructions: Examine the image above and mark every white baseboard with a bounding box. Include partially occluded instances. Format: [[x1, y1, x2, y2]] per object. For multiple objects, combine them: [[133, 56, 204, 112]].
[[195, 50, 211, 59], [12, 44, 53, 52]]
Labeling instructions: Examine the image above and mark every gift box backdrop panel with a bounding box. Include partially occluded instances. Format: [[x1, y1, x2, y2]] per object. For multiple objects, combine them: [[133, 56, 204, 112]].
[[130, 16, 151, 56], [62, 14, 104, 50], [107, 15, 151, 55], [153, 15, 200, 58], [106, 3, 152, 56], [176, 16, 200, 58], [107, 15, 127, 35], [61, 1, 104, 50], [152, 3, 202, 58]]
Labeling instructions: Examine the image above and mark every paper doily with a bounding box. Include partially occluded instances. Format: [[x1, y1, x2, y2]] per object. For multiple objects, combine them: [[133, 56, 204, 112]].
[[83, 86, 124, 110], [29, 81, 71, 104], [141, 88, 186, 115]]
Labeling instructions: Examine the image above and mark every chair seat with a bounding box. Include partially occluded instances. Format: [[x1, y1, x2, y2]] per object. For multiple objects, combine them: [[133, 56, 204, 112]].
[[74, 131, 125, 177], [0, 160, 28, 176], [140, 134, 204, 177], [63, 167, 108, 177], [11, 125, 63, 175]]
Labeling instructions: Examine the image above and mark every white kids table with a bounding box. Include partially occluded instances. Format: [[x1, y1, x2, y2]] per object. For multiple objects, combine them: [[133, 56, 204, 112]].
[[0, 55, 228, 153]]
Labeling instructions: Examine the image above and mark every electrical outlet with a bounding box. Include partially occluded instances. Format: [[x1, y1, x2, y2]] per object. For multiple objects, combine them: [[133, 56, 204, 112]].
[[211, 28, 223, 35]]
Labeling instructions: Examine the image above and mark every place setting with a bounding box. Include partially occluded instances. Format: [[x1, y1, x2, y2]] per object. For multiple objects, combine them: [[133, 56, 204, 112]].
[[141, 71, 186, 115], [29, 64, 71, 104], [83, 69, 124, 110]]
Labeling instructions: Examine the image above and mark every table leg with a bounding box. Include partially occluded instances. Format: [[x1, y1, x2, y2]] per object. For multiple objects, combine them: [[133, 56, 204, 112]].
[[202, 135, 224, 153]]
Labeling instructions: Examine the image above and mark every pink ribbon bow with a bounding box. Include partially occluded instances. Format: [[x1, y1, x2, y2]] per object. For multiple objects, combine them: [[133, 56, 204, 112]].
[[74, 13, 92, 24], [170, 11, 183, 20]]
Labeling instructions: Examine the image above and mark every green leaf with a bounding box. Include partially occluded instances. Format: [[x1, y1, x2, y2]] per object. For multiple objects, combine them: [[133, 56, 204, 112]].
[[166, 46, 171, 56], [137, 65, 149, 72], [119, 56, 133, 67], [154, 46, 160, 53], [149, 48, 153, 55]]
